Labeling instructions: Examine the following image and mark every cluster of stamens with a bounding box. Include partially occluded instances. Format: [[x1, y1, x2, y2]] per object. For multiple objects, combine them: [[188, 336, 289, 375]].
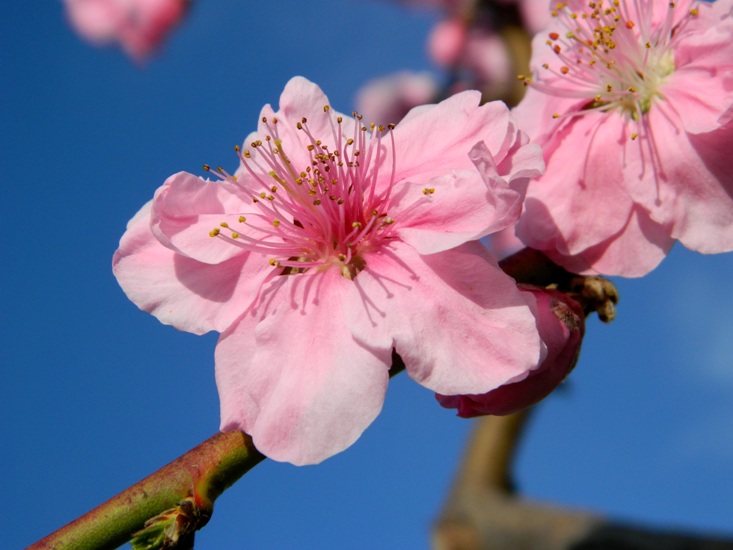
[[204, 107, 426, 280], [519, 0, 698, 138]]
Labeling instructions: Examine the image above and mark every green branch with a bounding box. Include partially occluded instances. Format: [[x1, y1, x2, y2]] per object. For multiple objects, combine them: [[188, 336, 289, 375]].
[[28, 431, 265, 550]]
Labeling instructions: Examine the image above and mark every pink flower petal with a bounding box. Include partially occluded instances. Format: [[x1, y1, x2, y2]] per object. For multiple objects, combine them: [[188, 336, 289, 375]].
[[150, 172, 251, 265], [436, 286, 585, 417], [346, 241, 543, 395], [543, 206, 673, 277], [393, 95, 514, 180], [217, 270, 391, 465], [517, 114, 636, 256], [668, 6, 733, 133], [392, 172, 516, 254], [648, 115, 733, 254], [393, 140, 541, 254], [113, 201, 272, 334]]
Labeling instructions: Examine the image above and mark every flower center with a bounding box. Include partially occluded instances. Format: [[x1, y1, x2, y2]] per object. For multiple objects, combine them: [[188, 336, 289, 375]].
[[206, 108, 400, 280], [522, 0, 698, 134]]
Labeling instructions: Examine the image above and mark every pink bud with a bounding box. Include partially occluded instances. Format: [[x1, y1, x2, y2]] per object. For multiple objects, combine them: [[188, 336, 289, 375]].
[[428, 18, 468, 67], [436, 286, 584, 416]]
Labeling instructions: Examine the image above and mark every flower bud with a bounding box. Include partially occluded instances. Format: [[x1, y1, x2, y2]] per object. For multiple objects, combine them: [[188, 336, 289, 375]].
[[427, 18, 468, 67], [436, 286, 584, 417]]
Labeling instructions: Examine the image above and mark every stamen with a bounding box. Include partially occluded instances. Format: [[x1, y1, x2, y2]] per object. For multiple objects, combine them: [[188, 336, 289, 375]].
[[202, 107, 406, 279], [529, 0, 688, 145]]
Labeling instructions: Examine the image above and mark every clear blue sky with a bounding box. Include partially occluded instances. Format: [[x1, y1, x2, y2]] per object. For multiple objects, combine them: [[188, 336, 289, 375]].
[[2, 2, 732, 548]]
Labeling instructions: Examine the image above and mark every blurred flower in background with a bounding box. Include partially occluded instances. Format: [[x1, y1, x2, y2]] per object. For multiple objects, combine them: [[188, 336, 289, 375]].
[[63, 0, 189, 60], [355, 71, 440, 124]]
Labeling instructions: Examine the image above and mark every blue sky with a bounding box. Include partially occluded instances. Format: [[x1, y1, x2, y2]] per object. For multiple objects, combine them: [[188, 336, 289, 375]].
[[2, 2, 732, 548]]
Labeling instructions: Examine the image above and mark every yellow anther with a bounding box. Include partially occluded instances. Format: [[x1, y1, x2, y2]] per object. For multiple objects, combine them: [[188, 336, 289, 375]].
[[239, 216, 246, 223], [231, 232, 239, 239], [209, 228, 220, 237], [422, 187, 435, 195], [203, 164, 211, 171], [220, 222, 229, 228], [272, 219, 281, 227]]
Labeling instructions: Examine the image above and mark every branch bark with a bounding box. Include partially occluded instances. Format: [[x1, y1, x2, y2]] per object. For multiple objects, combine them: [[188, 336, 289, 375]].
[[28, 431, 265, 550]]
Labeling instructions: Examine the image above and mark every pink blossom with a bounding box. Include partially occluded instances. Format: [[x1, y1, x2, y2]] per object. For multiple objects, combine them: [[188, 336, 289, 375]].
[[355, 71, 439, 125], [63, 0, 187, 60], [436, 285, 584, 416], [113, 77, 545, 464], [513, 0, 733, 277]]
